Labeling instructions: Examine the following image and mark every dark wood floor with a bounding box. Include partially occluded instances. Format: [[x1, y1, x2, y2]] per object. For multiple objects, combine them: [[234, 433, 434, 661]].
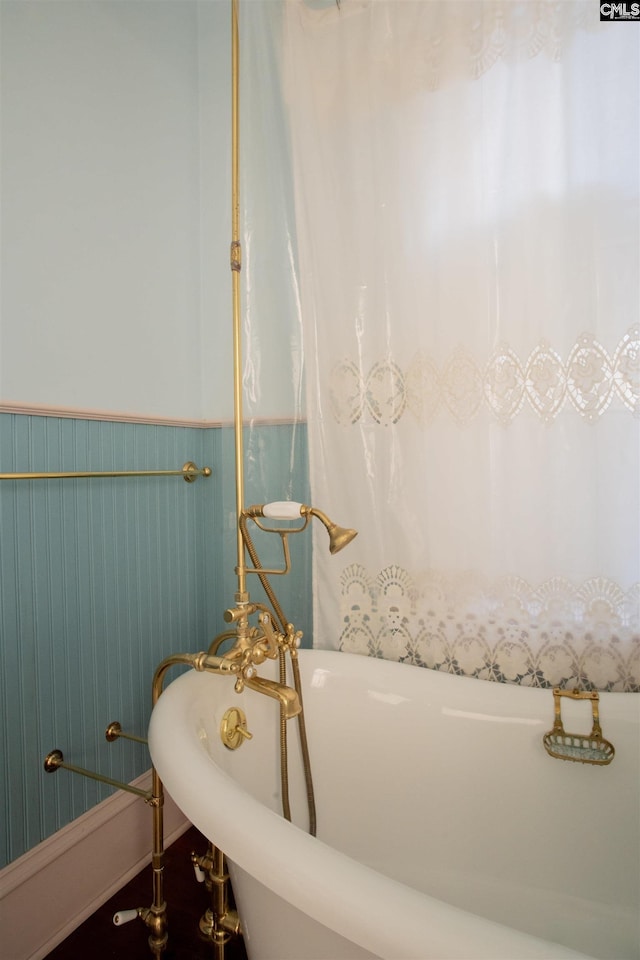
[[45, 826, 249, 959]]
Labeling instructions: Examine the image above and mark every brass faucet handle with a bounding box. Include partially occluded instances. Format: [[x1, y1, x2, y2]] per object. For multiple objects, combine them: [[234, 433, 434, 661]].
[[257, 611, 282, 659], [233, 665, 256, 693], [190, 851, 208, 883], [283, 622, 303, 652]]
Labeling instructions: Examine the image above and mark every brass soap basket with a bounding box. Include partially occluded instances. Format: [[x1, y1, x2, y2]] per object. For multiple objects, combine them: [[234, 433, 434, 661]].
[[543, 688, 615, 765]]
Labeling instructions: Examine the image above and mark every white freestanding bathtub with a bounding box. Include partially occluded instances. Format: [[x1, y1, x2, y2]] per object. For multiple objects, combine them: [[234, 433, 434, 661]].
[[148, 650, 639, 960]]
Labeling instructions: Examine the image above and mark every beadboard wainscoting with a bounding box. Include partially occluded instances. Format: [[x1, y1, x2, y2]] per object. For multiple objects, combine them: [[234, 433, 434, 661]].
[[0, 409, 310, 876]]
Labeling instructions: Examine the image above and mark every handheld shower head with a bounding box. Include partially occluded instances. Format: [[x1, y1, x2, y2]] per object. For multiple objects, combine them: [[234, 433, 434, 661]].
[[301, 505, 357, 554], [244, 501, 357, 555]]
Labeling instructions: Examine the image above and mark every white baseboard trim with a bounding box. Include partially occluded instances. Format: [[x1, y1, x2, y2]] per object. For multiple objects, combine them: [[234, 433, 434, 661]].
[[0, 770, 190, 960]]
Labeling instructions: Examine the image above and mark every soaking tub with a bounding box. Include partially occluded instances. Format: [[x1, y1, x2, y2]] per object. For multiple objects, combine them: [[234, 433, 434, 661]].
[[148, 649, 639, 960]]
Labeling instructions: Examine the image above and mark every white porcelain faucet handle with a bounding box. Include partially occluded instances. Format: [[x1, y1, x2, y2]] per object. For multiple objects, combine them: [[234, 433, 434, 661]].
[[262, 501, 303, 520]]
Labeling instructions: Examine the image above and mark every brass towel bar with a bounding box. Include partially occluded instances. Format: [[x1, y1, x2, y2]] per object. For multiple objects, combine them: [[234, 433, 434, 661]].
[[44, 749, 156, 804], [44, 721, 152, 801], [0, 460, 211, 482]]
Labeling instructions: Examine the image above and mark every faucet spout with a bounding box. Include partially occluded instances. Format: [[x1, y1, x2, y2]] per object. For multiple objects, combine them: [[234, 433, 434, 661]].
[[243, 675, 302, 719]]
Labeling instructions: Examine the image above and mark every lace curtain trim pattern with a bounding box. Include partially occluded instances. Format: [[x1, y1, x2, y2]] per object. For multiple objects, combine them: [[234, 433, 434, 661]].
[[430, 0, 601, 83], [338, 563, 640, 691], [305, 1, 605, 103], [286, 1, 638, 691], [330, 325, 640, 427]]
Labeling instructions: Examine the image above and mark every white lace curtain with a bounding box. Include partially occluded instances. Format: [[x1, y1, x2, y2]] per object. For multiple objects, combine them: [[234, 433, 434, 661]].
[[282, 0, 639, 690]]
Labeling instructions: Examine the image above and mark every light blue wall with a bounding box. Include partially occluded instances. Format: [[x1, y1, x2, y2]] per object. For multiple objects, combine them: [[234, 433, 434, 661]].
[[0, 0, 303, 424], [0, 0, 210, 419]]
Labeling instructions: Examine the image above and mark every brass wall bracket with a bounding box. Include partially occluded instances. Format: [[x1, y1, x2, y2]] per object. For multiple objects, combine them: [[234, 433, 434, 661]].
[[543, 688, 615, 765], [105, 721, 148, 745]]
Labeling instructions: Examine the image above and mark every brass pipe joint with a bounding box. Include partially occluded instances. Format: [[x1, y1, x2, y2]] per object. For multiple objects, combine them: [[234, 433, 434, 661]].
[[139, 905, 169, 954], [151, 651, 240, 707], [191, 845, 242, 945], [221, 605, 285, 670], [112, 902, 168, 957]]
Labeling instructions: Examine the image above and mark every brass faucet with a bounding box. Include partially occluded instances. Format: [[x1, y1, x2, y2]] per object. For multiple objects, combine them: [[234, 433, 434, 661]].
[[243, 675, 301, 719], [212, 602, 302, 717]]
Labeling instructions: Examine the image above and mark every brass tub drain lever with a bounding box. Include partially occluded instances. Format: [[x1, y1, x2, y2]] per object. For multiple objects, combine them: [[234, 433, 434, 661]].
[[220, 706, 252, 750]]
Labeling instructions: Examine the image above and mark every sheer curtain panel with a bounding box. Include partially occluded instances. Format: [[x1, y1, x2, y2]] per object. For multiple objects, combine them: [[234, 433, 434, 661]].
[[283, 0, 639, 690]]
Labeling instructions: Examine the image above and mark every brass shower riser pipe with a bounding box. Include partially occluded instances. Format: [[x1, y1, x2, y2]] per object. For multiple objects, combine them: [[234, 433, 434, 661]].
[[230, 0, 246, 599], [0, 461, 212, 482]]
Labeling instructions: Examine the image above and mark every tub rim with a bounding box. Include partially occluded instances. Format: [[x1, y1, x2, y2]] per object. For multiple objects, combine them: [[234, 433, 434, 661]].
[[149, 649, 616, 960]]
